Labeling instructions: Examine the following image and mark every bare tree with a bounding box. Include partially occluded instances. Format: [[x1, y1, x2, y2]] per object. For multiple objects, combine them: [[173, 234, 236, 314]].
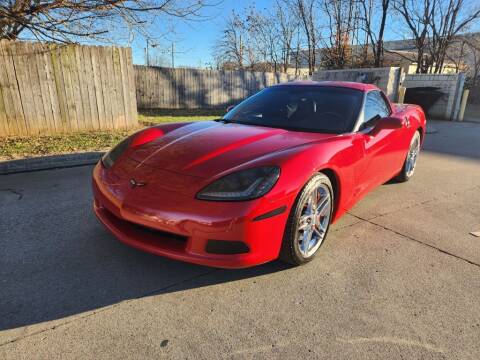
[[463, 36, 480, 86], [292, 0, 318, 75], [393, 0, 435, 73], [394, 0, 480, 73], [246, 2, 300, 73], [214, 10, 257, 70], [146, 43, 171, 67], [215, 3, 300, 73], [429, 0, 480, 73], [468, 46, 480, 86], [291, 26, 303, 75], [360, 0, 390, 67], [275, 0, 300, 73], [0, 0, 213, 43], [247, 9, 281, 71], [320, 0, 357, 69], [214, 11, 244, 69], [445, 38, 467, 73]]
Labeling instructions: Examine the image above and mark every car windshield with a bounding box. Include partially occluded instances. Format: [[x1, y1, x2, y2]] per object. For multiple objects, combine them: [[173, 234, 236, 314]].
[[223, 85, 364, 133]]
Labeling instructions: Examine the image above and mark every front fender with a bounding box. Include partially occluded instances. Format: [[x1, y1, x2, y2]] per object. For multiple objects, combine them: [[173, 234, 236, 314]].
[[260, 134, 362, 223]]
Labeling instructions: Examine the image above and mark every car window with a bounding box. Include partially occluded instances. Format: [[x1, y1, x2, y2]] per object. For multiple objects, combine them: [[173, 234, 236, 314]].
[[363, 91, 391, 125], [223, 86, 364, 134]]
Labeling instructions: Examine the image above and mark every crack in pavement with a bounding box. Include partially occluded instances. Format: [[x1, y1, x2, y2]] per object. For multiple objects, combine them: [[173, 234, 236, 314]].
[[337, 336, 445, 354], [345, 184, 480, 268], [3, 186, 479, 347], [0, 188, 24, 200], [0, 268, 219, 347], [348, 213, 480, 268], [348, 184, 480, 222]]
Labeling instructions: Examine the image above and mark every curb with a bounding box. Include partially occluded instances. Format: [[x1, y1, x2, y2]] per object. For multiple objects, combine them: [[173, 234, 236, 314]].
[[0, 151, 104, 175]]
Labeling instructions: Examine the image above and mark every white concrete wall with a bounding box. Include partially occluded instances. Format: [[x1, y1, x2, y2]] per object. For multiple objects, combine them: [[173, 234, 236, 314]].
[[312, 67, 466, 120], [312, 67, 401, 100], [403, 73, 465, 120]]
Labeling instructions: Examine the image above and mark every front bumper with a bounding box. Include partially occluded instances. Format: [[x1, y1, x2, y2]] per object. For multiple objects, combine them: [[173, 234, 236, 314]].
[[92, 163, 291, 268]]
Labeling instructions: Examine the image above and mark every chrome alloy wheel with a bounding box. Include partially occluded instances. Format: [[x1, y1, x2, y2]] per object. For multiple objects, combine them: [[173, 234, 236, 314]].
[[406, 133, 420, 177], [296, 184, 332, 258]]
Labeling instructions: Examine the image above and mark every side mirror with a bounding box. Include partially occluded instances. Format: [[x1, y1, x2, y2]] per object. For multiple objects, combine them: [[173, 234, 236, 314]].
[[368, 116, 402, 136], [226, 105, 236, 113]]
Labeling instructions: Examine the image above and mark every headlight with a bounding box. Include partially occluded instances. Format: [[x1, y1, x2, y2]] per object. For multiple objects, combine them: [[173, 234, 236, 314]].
[[196, 166, 280, 201]]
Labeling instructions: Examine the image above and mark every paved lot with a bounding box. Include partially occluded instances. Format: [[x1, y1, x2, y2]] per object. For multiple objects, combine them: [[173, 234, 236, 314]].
[[1, 120, 480, 359]]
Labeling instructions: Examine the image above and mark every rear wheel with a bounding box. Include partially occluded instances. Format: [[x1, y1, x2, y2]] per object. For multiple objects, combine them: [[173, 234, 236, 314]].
[[280, 173, 333, 266], [395, 131, 421, 182]]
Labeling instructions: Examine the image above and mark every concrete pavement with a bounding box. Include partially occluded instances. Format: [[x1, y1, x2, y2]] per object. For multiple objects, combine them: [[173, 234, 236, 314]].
[[1, 120, 479, 359]]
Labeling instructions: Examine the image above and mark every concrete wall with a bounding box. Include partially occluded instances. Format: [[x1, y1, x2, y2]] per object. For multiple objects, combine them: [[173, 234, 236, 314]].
[[403, 73, 465, 120], [312, 66, 465, 120], [312, 67, 401, 100]]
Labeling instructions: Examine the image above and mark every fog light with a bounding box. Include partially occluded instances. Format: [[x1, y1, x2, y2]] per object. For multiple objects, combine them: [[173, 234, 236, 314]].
[[205, 240, 250, 254]]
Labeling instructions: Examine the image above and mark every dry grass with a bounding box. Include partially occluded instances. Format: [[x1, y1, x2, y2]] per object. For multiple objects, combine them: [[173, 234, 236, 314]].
[[138, 108, 225, 125], [0, 130, 137, 160], [0, 109, 224, 160]]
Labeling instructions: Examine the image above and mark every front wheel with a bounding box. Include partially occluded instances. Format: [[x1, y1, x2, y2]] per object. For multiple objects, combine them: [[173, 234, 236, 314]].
[[280, 173, 334, 266], [395, 131, 421, 182]]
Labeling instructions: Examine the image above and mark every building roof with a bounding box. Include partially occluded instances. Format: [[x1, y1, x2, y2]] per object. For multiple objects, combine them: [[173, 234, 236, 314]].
[[292, 32, 480, 68]]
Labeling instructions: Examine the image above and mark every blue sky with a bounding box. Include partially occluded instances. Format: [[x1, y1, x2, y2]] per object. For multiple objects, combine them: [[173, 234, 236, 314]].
[[14, 0, 480, 67], [131, 0, 274, 67], [129, 0, 409, 67], [129, 0, 480, 67]]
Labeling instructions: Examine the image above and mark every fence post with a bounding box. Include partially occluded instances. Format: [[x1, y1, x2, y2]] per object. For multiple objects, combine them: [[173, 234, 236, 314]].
[[398, 86, 406, 104], [451, 73, 466, 121], [395, 65, 408, 102], [458, 89, 470, 122]]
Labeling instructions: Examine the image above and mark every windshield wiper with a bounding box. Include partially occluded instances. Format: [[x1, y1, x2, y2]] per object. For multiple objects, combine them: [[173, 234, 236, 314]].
[[214, 118, 235, 123]]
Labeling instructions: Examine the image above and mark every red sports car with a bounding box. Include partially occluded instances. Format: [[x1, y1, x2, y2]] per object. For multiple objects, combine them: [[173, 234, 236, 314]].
[[93, 81, 426, 268]]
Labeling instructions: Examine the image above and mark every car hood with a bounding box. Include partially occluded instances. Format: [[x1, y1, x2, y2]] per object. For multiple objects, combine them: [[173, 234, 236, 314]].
[[127, 121, 336, 178]]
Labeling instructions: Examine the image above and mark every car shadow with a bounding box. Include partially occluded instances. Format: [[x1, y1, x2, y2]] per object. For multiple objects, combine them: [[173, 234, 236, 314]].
[[0, 199, 291, 332], [381, 120, 480, 187], [3, 120, 479, 333]]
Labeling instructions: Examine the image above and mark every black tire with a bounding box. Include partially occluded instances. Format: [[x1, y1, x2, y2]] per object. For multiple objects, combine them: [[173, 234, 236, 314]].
[[279, 172, 334, 266], [394, 130, 421, 183]]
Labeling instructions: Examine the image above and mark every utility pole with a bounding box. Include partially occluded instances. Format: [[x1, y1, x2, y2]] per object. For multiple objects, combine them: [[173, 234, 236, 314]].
[[171, 43, 175, 68], [239, 34, 243, 69], [146, 39, 149, 66]]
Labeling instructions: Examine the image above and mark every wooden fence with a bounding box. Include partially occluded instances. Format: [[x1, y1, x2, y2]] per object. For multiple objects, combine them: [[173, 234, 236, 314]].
[[0, 41, 137, 136], [135, 66, 295, 109]]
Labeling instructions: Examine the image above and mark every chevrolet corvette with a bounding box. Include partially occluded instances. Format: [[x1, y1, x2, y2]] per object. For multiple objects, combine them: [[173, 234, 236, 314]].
[[93, 81, 426, 268]]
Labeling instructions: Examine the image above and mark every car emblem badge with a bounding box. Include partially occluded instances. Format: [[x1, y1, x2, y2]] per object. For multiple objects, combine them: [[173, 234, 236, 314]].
[[129, 178, 146, 188]]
